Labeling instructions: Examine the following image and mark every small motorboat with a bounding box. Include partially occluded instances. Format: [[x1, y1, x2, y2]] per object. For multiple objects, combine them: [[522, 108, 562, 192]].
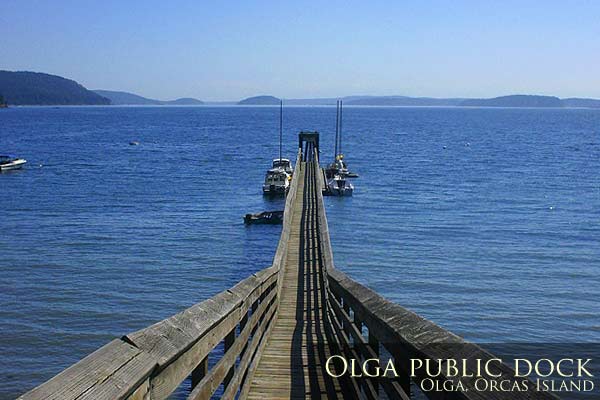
[[263, 168, 291, 195], [324, 174, 354, 197], [0, 155, 27, 171], [129, 141, 140, 146], [244, 210, 284, 225]]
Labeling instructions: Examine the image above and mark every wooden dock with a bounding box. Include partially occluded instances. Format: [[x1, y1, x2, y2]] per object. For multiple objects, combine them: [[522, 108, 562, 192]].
[[247, 160, 345, 399], [17, 132, 559, 400]]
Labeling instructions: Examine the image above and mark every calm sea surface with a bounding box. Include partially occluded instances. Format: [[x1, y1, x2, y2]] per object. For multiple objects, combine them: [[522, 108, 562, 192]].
[[1, 106, 599, 398]]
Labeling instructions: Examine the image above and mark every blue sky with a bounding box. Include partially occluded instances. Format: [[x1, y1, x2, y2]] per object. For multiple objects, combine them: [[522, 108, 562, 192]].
[[1, 0, 599, 101]]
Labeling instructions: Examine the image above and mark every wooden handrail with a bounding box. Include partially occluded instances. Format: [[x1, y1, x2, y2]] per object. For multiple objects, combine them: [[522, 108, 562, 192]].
[[17, 265, 279, 400], [324, 268, 562, 399], [271, 148, 303, 300], [325, 269, 562, 399]]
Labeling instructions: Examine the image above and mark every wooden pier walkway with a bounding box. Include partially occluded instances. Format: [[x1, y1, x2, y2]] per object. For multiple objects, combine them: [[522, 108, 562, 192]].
[[18, 132, 558, 400], [247, 159, 344, 399]]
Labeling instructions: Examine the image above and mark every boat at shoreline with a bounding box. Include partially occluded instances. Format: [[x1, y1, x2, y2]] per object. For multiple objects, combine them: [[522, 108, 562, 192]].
[[0, 155, 27, 171]]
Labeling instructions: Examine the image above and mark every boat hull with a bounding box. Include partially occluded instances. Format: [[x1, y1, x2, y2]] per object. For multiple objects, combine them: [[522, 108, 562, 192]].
[[262, 184, 288, 196], [324, 176, 354, 197], [0, 159, 27, 171], [324, 187, 353, 197], [244, 210, 284, 225]]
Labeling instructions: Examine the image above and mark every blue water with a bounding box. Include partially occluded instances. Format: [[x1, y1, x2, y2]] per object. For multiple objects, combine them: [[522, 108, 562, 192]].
[[1, 106, 599, 398]]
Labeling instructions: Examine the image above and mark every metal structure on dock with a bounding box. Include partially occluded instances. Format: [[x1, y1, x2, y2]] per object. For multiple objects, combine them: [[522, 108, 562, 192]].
[[18, 133, 558, 400]]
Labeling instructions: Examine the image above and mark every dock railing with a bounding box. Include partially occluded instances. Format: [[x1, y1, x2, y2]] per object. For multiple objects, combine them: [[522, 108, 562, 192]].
[[17, 264, 280, 400]]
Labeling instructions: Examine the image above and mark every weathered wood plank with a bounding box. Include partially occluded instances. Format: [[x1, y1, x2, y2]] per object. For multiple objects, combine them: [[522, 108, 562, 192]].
[[189, 289, 277, 399], [246, 158, 353, 399], [222, 300, 278, 399], [17, 339, 156, 400], [148, 309, 240, 399]]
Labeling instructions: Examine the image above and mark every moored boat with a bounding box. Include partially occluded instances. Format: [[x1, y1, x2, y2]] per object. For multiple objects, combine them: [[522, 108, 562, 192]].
[[324, 101, 357, 195], [0, 155, 27, 171], [325, 100, 358, 180], [244, 210, 284, 225], [263, 168, 291, 195], [324, 174, 354, 196], [262, 100, 293, 196]]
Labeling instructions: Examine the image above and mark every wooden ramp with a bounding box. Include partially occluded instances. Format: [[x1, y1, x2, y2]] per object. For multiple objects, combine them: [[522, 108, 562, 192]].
[[248, 160, 345, 399]]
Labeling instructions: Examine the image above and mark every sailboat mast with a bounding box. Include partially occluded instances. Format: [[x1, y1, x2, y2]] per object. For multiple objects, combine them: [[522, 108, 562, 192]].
[[279, 99, 283, 161], [334, 100, 339, 161], [339, 100, 343, 155]]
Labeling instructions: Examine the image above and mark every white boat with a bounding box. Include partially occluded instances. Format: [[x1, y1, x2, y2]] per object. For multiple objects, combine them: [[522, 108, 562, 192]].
[[262, 101, 293, 196], [263, 168, 291, 195], [0, 155, 27, 171], [325, 174, 353, 196]]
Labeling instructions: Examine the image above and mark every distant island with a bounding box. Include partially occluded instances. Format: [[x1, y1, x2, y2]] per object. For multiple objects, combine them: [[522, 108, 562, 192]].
[[166, 97, 204, 105], [240, 94, 600, 108], [0, 71, 109, 105], [0, 70, 204, 106], [2, 70, 600, 108], [238, 95, 281, 105], [94, 90, 204, 105], [460, 95, 563, 107], [561, 98, 600, 108], [345, 96, 464, 106]]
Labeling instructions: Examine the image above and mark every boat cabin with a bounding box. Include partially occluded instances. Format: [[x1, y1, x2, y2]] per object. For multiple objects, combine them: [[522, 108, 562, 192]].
[[272, 158, 293, 173]]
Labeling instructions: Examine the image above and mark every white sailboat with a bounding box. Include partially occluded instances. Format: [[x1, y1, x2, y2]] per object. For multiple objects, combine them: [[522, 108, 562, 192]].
[[324, 100, 355, 196]]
